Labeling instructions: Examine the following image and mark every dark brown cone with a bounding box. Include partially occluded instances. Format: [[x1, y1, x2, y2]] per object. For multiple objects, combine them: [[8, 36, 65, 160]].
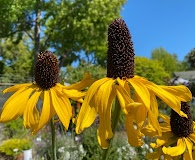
[[170, 102, 193, 137], [107, 19, 134, 79], [35, 50, 59, 90]]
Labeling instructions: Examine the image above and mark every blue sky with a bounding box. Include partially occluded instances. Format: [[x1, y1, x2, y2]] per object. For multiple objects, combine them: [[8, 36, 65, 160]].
[[121, 1, 195, 61]]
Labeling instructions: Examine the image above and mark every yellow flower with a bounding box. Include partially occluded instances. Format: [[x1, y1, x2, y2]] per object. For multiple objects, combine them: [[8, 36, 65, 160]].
[[147, 102, 195, 160], [0, 51, 94, 134], [75, 19, 192, 149]]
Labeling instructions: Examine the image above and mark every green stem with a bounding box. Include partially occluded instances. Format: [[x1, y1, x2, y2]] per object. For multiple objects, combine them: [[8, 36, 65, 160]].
[[102, 97, 121, 160], [50, 117, 57, 160]]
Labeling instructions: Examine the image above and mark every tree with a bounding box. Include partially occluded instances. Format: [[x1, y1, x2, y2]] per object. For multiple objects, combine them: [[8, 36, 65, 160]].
[[0, 38, 33, 83], [135, 56, 169, 85], [44, 0, 126, 67], [184, 48, 195, 70], [151, 47, 181, 76], [0, 0, 126, 69]]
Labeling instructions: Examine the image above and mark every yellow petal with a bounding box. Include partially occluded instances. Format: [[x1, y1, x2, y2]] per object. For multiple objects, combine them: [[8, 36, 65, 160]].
[[148, 110, 162, 136], [159, 113, 170, 124], [23, 90, 41, 129], [133, 92, 148, 128], [184, 151, 191, 160], [50, 89, 72, 130], [64, 72, 96, 90], [189, 132, 195, 143], [150, 93, 158, 117], [75, 78, 110, 134], [160, 85, 192, 102], [115, 81, 141, 114], [160, 123, 172, 132], [125, 114, 144, 147], [128, 77, 150, 109], [96, 80, 115, 149], [162, 138, 186, 156], [150, 131, 174, 148], [184, 138, 193, 160], [62, 89, 86, 101], [193, 150, 195, 159], [3, 83, 32, 93], [0, 86, 36, 122], [141, 110, 162, 137], [32, 90, 56, 134], [136, 76, 187, 118], [146, 149, 163, 160]]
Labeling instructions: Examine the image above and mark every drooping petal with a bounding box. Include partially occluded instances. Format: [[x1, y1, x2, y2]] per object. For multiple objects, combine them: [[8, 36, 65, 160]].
[[159, 114, 170, 124], [160, 85, 192, 102], [193, 150, 195, 159], [23, 90, 41, 129], [146, 149, 163, 160], [184, 151, 192, 160], [189, 132, 195, 143], [96, 80, 115, 149], [142, 110, 162, 137], [76, 78, 110, 134], [136, 76, 187, 118], [133, 92, 147, 129], [62, 89, 86, 102], [128, 77, 150, 109], [159, 123, 172, 132], [50, 89, 72, 130], [150, 131, 175, 148], [184, 138, 193, 160], [150, 93, 158, 117], [3, 83, 33, 93], [0, 86, 36, 122], [64, 72, 96, 90], [125, 114, 144, 147], [162, 138, 186, 156], [115, 79, 141, 114], [32, 90, 56, 134]]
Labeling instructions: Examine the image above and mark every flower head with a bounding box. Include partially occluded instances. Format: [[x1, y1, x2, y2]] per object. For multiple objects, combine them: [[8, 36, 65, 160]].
[[107, 18, 134, 79], [147, 102, 195, 160], [75, 19, 192, 149], [0, 50, 94, 133], [35, 50, 59, 90], [170, 102, 193, 137]]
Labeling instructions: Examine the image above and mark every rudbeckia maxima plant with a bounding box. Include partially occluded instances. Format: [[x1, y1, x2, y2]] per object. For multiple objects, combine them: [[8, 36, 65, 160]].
[[147, 102, 195, 160], [75, 18, 192, 151], [0, 50, 94, 134]]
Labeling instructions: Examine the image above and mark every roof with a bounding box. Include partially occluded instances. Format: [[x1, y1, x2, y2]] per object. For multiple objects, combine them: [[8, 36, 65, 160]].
[[174, 70, 195, 81]]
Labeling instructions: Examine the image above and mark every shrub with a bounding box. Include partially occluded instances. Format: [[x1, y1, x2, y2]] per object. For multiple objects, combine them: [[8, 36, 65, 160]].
[[0, 138, 32, 157]]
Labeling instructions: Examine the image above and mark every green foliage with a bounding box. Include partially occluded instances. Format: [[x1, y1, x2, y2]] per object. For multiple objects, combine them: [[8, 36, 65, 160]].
[[151, 47, 182, 76], [0, 0, 126, 67], [61, 60, 106, 84], [135, 56, 170, 85], [0, 61, 4, 74], [44, 0, 126, 66], [0, 0, 35, 38], [189, 82, 195, 97], [0, 38, 33, 82], [3, 118, 29, 139], [0, 138, 32, 157], [184, 48, 195, 70], [81, 125, 142, 160], [81, 126, 102, 159]]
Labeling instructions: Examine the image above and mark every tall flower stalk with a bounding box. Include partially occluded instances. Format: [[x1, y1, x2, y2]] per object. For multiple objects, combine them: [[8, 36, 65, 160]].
[[50, 117, 57, 160], [102, 97, 121, 160]]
